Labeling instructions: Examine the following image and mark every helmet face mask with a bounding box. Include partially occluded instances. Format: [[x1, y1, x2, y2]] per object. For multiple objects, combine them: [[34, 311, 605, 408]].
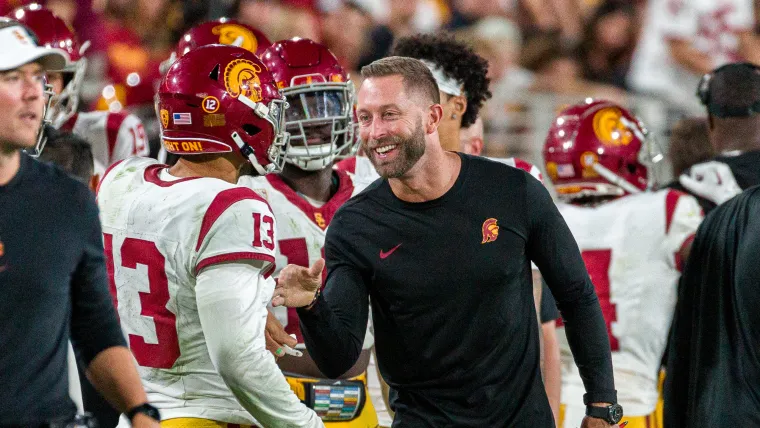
[[281, 81, 356, 171], [261, 38, 359, 172]]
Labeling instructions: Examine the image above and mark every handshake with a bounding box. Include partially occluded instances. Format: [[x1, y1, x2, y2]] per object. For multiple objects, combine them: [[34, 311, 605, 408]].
[[265, 259, 325, 359]]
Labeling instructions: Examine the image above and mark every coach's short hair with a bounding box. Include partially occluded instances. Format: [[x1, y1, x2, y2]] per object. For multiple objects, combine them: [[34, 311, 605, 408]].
[[361, 56, 440, 105]]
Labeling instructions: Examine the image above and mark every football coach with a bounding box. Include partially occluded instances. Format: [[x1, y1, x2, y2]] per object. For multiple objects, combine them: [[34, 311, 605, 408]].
[[273, 56, 621, 428]]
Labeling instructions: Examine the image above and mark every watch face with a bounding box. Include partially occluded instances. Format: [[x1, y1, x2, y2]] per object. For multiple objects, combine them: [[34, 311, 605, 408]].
[[609, 404, 624, 423]]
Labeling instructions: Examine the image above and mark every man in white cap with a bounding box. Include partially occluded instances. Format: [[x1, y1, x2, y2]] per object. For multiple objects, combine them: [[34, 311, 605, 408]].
[[0, 18, 160, 427]]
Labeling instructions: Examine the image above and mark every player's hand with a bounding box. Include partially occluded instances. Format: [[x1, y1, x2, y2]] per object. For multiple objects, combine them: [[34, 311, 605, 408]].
[[679, 161, 742, 205], [271, 259, 325, 308], [130, 413, 161, 428], [265, 310, 302, 359]]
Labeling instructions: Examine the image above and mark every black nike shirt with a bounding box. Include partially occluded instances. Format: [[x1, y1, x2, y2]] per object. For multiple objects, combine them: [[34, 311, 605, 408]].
[[0, 153, 125, 424], [664, 185, 760, 427], [299, 153, 616, 427]]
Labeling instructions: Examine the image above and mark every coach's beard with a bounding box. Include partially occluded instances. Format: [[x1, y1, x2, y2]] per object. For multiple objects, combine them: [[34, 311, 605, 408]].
[[366, 120, 426, 179]]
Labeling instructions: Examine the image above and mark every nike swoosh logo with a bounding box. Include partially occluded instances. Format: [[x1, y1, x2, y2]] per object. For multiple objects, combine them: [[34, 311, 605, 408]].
[[379, 244, 402, 259]]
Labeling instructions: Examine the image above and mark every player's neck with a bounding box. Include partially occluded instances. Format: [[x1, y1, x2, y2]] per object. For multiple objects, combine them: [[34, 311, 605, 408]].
[[279, 164, 336, 203], [0, 144, 21, 187], [168, 155, 240, 184], [389, 147, 461, 203]]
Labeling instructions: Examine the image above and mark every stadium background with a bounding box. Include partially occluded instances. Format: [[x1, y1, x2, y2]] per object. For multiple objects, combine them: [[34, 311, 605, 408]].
[[3, 0, 742, 187]]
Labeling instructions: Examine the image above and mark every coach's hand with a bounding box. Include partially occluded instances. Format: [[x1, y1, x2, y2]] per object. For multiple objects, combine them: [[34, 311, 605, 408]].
[[131, 413, 161, 427], [580, 417, 621, 427], [272, 259, 325, 308], [265, 310, 301, 358]]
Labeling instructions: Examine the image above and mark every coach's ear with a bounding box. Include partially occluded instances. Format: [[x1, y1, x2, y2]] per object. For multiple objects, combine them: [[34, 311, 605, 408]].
[[426, 104, 444, 135]]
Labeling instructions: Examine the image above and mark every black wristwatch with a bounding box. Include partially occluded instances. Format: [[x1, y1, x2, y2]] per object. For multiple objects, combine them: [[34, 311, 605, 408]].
[[586, 403, 623, 424], [126, 403, 161, 422]]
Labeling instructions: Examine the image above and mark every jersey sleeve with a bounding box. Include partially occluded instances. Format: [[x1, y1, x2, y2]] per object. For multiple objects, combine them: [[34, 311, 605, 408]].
[[194, 187, 277, 277], [661, 0, 698, 40], [107, 112, 149, 164], [663, 190, 704, 271]]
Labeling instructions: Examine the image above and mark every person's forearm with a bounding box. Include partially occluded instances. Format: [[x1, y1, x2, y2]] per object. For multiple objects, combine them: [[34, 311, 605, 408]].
[[298, 294, 365, 378], [542, 322, 561, 426], [667, 39, 714, 75], [86, 346, 148, 412], [559, 287, 616, 404], [197, 263, 321, 427]]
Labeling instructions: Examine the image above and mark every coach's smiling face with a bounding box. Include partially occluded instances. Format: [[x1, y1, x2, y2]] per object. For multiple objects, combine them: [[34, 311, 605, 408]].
[[357, 74, 436, 179]]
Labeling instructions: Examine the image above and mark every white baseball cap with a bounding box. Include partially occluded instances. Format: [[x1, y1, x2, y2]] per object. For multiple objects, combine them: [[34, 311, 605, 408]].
[[0, 23, 68, 72]]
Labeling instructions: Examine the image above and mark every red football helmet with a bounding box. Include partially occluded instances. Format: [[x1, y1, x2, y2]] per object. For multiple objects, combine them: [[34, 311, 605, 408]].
[[261, 38, 357, 171], [543, 99, 663, 201], [160, 18, 271, 74], [158, 44, 289, 175], [9, 4, 88, 128]]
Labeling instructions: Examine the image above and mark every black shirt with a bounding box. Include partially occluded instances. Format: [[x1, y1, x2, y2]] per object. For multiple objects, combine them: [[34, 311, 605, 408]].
[[664, 185, 760, 427], [541, 279, 560, 324], [299, 154, 616, 427], [0, 153, 126, 424], [667, 150, 760, 214]]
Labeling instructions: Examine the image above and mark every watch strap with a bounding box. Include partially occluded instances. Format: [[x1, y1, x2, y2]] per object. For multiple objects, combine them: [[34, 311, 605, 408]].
[[126, 403, 161, 421]]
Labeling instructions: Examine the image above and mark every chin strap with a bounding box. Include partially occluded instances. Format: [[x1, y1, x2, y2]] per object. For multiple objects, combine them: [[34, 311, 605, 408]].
[[232, 131, 270, 175], [592, 163, 642, 194]]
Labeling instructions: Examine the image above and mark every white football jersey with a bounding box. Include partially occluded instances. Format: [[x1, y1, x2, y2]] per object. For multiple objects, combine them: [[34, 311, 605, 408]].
[[238, 171, 357, 343], [61, 110, 149, 169], [98, 157, 278, 424], [629, 0, 754, 111], [557, 189, 702, 425]]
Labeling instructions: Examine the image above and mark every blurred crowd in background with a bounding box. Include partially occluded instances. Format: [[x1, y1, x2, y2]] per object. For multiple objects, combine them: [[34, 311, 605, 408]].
[[4, 0, 759, 180]]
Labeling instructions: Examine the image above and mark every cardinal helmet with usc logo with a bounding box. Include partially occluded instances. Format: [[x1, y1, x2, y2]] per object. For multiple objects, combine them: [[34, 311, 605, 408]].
[[9, 4, 88, 128], [261, 38, 357, 171], [160, 18, 271, 74], [543, 99, 663, 201], [158, 44, 289, 175]]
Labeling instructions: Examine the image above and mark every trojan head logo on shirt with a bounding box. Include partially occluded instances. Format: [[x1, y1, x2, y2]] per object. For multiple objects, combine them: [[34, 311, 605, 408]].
[[481, 218, 499, 244], [212, 24, 258, 53], [592, 107, 634, 147], [224, 59, 263, 103]]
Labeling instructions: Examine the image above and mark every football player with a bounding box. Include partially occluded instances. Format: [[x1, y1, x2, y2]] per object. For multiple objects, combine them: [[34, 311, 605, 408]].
[[543, 100, 703, 428], [10, 4, 149, 177], [237, 38, 378, 427], [98, 44, 323, 427]]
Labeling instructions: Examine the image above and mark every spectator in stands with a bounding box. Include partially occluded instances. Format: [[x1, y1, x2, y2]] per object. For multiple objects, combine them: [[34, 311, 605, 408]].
[[466, 16, 534, 99], [666, 117, 713, 178], [319, 1, 372, 78], [578, 0, 637, 90], [357, 0, 423, 67], [528, 44, 627, 102], [233, 0, 320, 42], [629, 0, 760, 113]]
